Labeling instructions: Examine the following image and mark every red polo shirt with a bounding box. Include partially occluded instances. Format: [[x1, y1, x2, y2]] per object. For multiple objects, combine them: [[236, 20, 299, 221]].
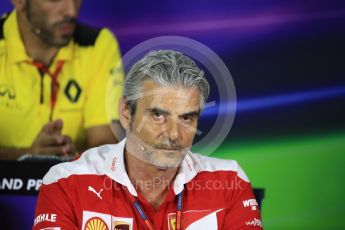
[[34, 139, 263, 230]]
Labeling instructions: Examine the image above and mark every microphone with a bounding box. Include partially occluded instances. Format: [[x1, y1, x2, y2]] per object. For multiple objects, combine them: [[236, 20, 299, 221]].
[[128, 131, 148, 152], [34, 28, 41, 35], [138, 142, 146, 151]]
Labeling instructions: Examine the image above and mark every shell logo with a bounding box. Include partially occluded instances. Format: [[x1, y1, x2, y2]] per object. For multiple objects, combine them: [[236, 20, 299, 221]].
[[84, 217, 109, 230]]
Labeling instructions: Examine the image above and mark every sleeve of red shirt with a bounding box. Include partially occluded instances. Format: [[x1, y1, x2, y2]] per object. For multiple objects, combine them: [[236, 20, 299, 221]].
[[33, 182, 79, 230], [222, 166, 263, 229]]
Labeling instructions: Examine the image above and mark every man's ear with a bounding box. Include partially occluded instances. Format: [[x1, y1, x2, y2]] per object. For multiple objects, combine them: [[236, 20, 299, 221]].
[[118, 97, 131, 130], [11, 0, 26, 11]]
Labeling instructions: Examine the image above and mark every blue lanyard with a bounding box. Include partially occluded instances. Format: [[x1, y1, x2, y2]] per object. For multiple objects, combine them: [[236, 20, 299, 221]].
[[132, 191, 184, 230], [176, 191, 184, 230]]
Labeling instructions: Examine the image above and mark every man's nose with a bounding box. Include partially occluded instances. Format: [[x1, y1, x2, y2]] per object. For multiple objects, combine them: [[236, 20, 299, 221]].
[[62, 0, 78, 18], [162, 118, 181, 142]]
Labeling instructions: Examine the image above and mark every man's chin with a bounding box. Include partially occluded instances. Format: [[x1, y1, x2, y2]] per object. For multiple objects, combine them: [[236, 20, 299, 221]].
[[53, 37, 72, 47], [155, 162, 180, 170], [152, 155, 185, 170], [45, 32, 73, 47], [156, 165, 178, 171]]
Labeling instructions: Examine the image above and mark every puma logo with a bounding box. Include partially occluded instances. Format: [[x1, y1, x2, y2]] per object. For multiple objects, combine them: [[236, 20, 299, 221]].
[[88, 186, 104, 200]]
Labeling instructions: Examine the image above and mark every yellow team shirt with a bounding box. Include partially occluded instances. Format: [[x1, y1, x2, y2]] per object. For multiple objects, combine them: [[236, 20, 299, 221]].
[[0, 11, 124, 150]]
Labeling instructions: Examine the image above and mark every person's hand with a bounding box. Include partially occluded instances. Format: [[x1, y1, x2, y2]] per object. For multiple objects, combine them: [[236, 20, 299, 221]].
[[29, 119, 75, 156]]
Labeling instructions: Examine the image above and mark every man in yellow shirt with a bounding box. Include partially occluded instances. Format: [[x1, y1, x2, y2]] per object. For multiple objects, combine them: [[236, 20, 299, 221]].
[[0, 0, 124, 160]]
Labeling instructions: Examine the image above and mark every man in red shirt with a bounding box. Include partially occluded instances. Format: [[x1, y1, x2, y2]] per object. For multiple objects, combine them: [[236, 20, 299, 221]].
[[34, 50, 263, 229]]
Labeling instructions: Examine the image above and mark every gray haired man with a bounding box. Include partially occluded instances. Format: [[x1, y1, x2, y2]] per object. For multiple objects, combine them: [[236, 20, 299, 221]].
[[34, 50, 262, 230]]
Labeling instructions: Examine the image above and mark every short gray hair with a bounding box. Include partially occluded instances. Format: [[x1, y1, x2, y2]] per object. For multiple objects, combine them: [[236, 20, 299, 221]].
[[123, 50, 210, 114]]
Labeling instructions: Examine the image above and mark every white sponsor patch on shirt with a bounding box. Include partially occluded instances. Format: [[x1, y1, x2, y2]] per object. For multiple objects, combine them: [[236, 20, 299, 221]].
[[243, 199, 258, 210], [113, 216, 133, 230], [82, 211, 111, 229], [34, 213, 57, 226], [246, 218, 262, 227], [82, 210, 133, 230]]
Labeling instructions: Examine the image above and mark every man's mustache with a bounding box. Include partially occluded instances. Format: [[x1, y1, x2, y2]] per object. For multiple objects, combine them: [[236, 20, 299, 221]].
[[54, 17, 77, 27], [153, 142, 183, 150]]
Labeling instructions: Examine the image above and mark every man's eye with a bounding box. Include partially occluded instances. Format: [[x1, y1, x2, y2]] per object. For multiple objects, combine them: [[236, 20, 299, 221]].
[[152, 112, 165, 122], [181, 115, 194, 123]]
